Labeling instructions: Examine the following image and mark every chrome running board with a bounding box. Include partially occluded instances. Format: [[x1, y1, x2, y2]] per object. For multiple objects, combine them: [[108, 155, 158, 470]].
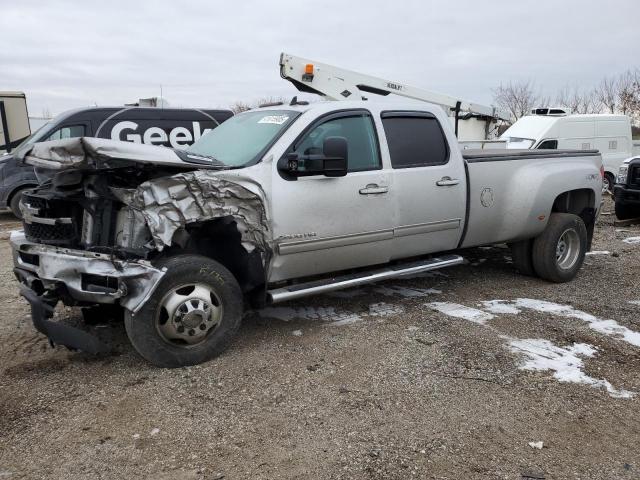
[[268, 254, 463, 303]]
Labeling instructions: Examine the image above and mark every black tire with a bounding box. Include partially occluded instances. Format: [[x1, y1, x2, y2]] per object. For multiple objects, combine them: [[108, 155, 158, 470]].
[[615, 201, 640, 221], [603, 172, 615, 195], [9, 187, 30, 219], [532, 213, 587, 283], [125, 254, 243, 368], [509, 239, 536, 276]]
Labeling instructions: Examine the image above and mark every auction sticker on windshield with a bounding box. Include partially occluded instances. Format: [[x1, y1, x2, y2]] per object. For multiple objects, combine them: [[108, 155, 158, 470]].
[[258, 115, 290, 125]]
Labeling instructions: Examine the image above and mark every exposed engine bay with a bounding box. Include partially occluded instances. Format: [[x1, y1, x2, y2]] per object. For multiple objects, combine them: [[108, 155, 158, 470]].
[[11, 137, 270, 353]]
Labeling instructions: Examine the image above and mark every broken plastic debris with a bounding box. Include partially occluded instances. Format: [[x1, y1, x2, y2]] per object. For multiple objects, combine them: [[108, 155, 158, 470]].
[[528, 441, 544, 449]]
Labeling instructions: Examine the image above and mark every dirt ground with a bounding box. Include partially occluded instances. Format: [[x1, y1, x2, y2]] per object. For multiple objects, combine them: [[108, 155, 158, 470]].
[[1, 198, 639, 480]]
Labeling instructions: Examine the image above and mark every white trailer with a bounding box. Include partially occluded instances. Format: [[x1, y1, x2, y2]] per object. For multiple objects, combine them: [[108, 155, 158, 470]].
[[279, 53, 509, 142], [0, 92, 30, 154]]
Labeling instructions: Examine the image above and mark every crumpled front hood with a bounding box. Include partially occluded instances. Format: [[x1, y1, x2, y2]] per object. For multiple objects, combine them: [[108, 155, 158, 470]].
[[17, 136, 214, 171]]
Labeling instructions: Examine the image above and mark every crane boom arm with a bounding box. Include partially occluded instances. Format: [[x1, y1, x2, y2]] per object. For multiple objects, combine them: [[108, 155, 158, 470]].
[[279, 52, 510, 122]]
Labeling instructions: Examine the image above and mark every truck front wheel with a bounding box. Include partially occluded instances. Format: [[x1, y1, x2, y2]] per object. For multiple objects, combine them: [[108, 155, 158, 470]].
[[532, 213, 587, 283], [9, 187, 32, 219], [125, 255, 243, 368], [615, 202, 640, 221]]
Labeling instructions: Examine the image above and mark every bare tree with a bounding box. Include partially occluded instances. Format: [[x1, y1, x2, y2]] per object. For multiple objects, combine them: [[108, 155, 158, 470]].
[[230, 101, 251, 114], [556, 86, 599, 114], [618, 69, 640, 121], [595, 76, 619, 113], [492, 81, 542, 122], [494, 68, 640, 125], [230, 96, 287, 114]]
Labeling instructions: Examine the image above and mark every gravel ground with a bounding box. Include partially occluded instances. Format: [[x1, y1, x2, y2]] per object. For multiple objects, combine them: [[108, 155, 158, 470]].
[[1, 198, 639, 479]]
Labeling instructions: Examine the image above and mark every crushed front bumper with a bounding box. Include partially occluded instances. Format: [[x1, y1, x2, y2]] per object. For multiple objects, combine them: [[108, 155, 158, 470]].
[[11, 230, 165, 353], [19, 285, 111, 354], [614, 185, 640, 205]]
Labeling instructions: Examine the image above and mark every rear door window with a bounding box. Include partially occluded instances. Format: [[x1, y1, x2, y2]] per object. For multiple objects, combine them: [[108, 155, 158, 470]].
[[381, 113, 449, 168]]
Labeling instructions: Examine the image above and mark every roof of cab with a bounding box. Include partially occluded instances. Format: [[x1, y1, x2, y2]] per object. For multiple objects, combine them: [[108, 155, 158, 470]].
[[250, 99, 447, 116]]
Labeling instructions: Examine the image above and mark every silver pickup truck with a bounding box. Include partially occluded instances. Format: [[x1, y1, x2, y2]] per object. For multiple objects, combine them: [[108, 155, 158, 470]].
[[11, 100, 603, 367]]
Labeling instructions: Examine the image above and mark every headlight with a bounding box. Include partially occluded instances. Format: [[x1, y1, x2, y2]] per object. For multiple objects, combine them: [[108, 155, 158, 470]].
[[618, 165, 628, 184]]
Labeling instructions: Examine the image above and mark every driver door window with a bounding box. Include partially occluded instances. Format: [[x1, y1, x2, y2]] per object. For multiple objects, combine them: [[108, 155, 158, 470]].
[[46, 125, 86, 141], [294, 114, 381, 172]]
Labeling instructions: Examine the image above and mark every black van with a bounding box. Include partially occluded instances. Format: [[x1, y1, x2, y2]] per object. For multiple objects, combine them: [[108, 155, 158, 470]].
[[0, 106, 233, 217]]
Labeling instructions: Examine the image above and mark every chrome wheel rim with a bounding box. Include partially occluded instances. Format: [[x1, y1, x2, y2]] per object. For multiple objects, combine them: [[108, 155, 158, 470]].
[[155, 283, 223, 346], [556, 229, 581, 270], [602, 177, 611, 194]]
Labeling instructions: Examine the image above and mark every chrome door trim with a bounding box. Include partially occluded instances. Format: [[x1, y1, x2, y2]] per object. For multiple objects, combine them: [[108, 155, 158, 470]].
[[277, 229, 394, 255], [393, 219, 461, 238]]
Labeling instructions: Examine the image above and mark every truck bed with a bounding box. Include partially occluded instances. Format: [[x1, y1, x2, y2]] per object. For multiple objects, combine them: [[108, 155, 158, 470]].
[[459, 148, 603, 249]]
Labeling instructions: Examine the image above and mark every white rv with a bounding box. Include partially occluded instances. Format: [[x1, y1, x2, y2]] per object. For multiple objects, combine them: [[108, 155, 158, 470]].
[[500, 110, 633, 191], [0, 92, 30, 154]]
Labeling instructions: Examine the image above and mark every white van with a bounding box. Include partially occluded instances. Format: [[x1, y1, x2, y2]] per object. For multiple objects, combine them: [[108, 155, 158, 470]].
[[500, 111, 633, 191]]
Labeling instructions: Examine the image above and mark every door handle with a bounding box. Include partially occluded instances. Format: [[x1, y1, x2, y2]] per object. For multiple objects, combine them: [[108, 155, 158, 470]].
[[436, 176, 460, 186], [359, 184, 389, 195]]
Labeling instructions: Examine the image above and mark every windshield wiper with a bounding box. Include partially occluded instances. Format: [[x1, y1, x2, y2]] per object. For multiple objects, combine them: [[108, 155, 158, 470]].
[[175, 150, 229, 168]]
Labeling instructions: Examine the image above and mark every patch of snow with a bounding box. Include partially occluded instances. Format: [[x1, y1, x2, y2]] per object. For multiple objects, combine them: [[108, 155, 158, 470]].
[[508, 338, 634, 399], [622, 236, 640, 245], [374, 285, 442, 298], [513, 298, 640, 348], [585, 251, 610, 256], [481, 300, 521, 315], [368, 302, 404, 317], [427, 302, 495, 325], [628, 300, 640, 306], [150, 428, 160, 436], [291, 329, 303, 336]]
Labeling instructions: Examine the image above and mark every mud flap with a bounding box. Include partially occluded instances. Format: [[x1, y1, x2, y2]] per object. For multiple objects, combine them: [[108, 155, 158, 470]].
[[19, 286, 111, 355]]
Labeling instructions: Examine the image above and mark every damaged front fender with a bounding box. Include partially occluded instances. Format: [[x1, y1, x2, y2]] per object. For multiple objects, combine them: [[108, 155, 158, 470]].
[[126, 171, 271, 254]]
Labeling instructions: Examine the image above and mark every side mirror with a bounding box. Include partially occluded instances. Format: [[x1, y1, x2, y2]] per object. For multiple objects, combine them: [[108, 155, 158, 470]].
[[321, 136, 348, 177], [278, 136, 348, 178]]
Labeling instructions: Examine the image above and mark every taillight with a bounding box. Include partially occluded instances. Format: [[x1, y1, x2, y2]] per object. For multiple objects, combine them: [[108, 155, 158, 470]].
[[600, 165, 605, 178]]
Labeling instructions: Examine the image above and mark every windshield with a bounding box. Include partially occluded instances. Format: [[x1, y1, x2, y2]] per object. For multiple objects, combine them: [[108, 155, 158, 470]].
[[186, 110, 299, 167], [502, 136, 536, 149]]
